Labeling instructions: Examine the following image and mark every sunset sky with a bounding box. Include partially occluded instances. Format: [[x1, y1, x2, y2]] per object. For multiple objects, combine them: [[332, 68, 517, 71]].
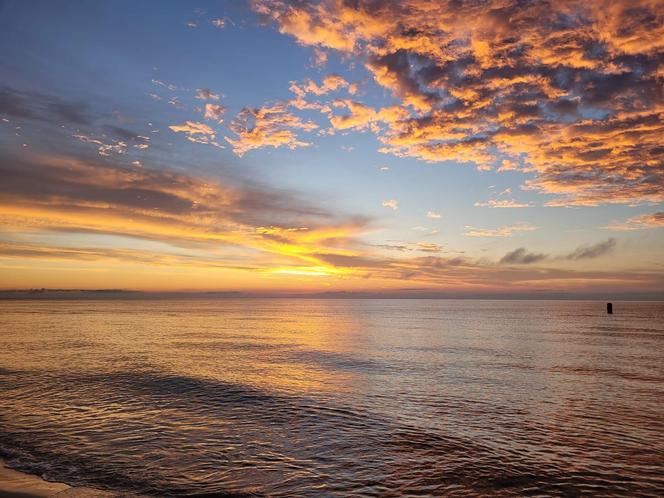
[[0, 0, 662, 295]]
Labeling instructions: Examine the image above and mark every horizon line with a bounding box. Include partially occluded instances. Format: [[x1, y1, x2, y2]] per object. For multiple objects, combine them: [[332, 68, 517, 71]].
[[0, 288, 662, 301]]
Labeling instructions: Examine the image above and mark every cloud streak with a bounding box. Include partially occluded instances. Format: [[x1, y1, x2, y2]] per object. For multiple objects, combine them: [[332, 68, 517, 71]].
[[0, 85, 90, 125], [169, 121, 223, 147], [565, 238, 616, 260], [0, 151, 374, 277], [500, 248, 548, 265], [465, 223, 537, 238], [604, 212, 664, 231]]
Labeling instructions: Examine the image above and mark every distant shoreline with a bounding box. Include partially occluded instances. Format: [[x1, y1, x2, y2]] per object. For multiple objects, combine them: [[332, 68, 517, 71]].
[[0, 289, 662, 301]]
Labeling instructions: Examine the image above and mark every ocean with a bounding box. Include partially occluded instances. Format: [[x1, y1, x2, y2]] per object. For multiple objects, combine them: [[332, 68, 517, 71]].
[[0, 299, 663, 496]]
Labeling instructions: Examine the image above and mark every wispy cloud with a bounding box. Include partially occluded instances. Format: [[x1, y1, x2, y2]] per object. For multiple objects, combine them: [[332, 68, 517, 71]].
[[151, 79, 177, 91], [0, 85, 90, 125], [500, 238, 619, 264], [0, 151, 372, 276], [417, 243, 441, 253], [465, 223, 537, 238], [169, 121, 223, 147], [310, 47, 328, 68], [73, 134, 127, 156], [500, 248, 547, 264], [474, 199, 532, 208], [565, 238, 616, 260], [196, 89, 220, 101], [603, 212, 664, 231]]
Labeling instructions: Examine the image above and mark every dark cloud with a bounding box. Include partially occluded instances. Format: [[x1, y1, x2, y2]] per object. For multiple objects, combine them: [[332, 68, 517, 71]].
[[0, 150, 368, 248], [500, 248, 548, 264], [315, 253, 385, 268], [565, 238, 616, 260], [0, 85, 90, 125], [102, 125, 141, 141], [373, 243, 412, 252]]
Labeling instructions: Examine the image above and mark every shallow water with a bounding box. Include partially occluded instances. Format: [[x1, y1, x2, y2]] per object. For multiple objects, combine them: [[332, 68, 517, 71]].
[[0, 299, 663, 496]]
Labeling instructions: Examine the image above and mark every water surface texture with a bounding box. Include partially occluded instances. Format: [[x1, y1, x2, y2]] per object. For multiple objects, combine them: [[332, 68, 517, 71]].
[[1, 299, 663, 496]]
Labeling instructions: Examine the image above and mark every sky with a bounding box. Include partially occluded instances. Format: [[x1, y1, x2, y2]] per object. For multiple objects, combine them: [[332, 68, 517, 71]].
[[0, 0, 662, 295]]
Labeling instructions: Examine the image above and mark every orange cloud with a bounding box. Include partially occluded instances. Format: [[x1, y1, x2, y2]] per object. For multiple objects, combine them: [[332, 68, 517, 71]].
[[603, 212, 664, 231], [169, 121, 223, 147], [203, 103, 227, 123], [253, 0, 664, 206], [0, 152, 374, 278], [225, 103, 317, 156], [195, 88, 220, 100], [2, 152, 661, 293], [290, 74, 348, 97]]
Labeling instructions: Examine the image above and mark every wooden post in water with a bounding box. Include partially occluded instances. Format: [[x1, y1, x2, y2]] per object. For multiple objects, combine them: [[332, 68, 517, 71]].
[[607, 302, 613, 314]]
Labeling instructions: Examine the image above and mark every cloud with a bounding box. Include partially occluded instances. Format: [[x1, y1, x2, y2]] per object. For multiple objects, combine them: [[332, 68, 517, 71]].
[[252, 0, 664, 206], [102, 125, 141, 142], [412, 226, 439, 236], [565, 238, 616, 260], [0, 242, 263, 271], [497, 159, 520, 172], [382, 199, 398, 210], [416, 243, 441, 253], [310, 47, 328, 67], [290, 74, 348, 98], [1, 150, 661, 292], [0, 85, 90, 125], [474, 199, 533, 208], [203, 103, 227, 123], [225, 103, 317, 156], [211, 18, 226, 28], [500, 248, 548, 264], [196, 89, 220, 101], [0, 151, 374, 275], [465, 223, 537, 237], [603, 212, 664, 231], [500, 239, 617, 264], [73, 134, 127, 156], [426, 211, 441, 219], [288, 74, 351, 111], [328, 100, 408, 131], [168, 96, 183, 108], [169, 121, 223, 147], [151, 79, 178, 91]]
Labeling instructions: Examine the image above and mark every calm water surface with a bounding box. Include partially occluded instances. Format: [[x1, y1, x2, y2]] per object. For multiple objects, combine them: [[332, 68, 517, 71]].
[[0, 299, 663, 496]]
